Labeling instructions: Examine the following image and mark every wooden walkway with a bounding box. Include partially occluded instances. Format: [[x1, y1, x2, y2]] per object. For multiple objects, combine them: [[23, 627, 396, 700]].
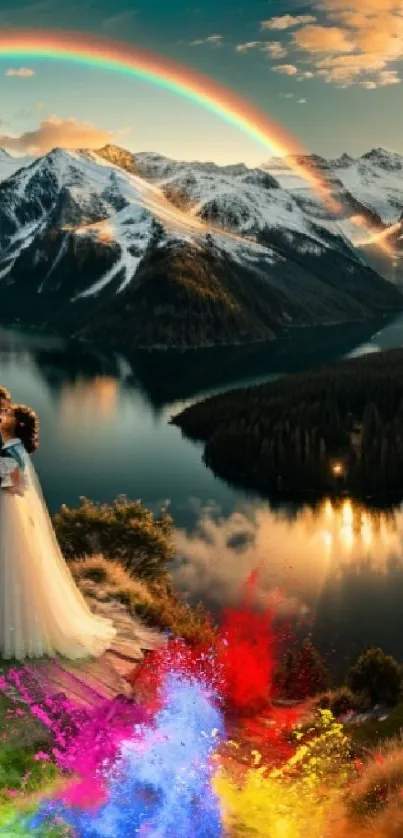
[[2, 599, 167, 709]]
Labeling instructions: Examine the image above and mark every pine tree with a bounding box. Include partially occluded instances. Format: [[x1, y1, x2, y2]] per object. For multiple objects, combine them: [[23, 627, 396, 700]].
[[290, 639, 330, 700]]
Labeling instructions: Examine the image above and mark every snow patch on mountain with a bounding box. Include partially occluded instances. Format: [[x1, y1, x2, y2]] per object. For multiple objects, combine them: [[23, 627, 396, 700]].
[[264, 148, 403, 226], [0, 143, 401, 311], [0, 149, 33, 182]]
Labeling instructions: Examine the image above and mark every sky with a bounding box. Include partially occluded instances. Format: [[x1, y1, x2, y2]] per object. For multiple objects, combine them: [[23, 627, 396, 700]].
[[0, 0, 401, 165]]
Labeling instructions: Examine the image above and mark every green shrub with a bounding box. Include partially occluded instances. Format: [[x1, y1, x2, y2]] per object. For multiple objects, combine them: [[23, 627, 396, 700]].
[[346, 648, 402, 708], [276, 640, 330, 700], [316, 687, 370, 717], [53, 496, 173, 581], [70, 555, 217, 647]]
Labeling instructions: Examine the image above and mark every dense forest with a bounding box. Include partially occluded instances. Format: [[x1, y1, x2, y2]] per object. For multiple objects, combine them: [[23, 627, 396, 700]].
[[172, 347, 403, 501]]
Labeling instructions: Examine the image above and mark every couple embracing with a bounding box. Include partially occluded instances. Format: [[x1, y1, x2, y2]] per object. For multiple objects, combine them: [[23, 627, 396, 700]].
[[0, 386, 115, 661]]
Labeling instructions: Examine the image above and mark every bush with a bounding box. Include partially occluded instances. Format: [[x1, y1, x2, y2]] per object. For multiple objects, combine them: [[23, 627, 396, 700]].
[[327, 742, 403, 838], [149, 584, 217, 647], [277, 639, 330, 700], [70, 555, 154, 606], [342, 740, 403, 829], [316, 687, 370, 717], [70, 555, 217, 648], [53, 496, 173, 581], [346, 648, 402, 708]]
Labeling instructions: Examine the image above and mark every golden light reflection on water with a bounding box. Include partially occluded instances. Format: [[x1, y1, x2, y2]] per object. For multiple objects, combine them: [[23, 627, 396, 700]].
[[58, 377, 119, 424], [174, 497, 403, 618], [316, 498, 399, 559]]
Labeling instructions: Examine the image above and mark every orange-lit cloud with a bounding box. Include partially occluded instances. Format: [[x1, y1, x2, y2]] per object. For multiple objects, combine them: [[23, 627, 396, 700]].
[[272, 64, 299, 75], [293, 25, 355, 54], [263, 0, 403, 88], [235, 41, 262, 53], [262, 42, 288, 59], [0, 115, 112, 154], [260, 14, 317, 31], [5, 66, 35, 77]]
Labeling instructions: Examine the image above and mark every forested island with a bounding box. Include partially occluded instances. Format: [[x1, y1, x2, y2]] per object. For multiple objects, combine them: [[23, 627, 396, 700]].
[[172, 347, 403, 501]]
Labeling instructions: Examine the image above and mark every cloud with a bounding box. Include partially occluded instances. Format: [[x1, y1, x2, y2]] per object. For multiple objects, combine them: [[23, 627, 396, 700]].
[[262, 41, 288, 59], [361, 70, 402, 90], [293, 24, 355, 53], [260, 14, 317, 30], [189, 34, 223, 46], [0, 115, 112, 155], [378, 69, 401, 85], [235, 40, 262, 53], [5, 67, 35, 77], [235, 40, 288, 59], [361, 70, 401, 88], [172, 498, 403, 621], [272, 63, 299, 75], [284, 0, 403, 87], [297, 71, 315, 80], [297, 97, 308, 102]]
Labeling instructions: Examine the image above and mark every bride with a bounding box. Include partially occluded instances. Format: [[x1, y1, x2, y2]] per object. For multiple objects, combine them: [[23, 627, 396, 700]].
[[0, 403, 116, 660]]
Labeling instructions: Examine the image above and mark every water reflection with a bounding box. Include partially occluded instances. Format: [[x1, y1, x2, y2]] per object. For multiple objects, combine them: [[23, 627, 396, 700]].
[[59, 377, 119, 424], [2, 323, 403, 660], [173, 498, 403, 666]]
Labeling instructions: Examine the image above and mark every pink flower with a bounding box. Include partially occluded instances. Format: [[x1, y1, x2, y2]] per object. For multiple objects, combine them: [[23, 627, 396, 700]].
[[34, 751, 51, 762]]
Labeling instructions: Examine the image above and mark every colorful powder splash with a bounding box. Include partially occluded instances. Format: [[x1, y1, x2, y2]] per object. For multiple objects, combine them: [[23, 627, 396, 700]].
[[130, 570, 276, 715], [0, 577, 357, 836], [23, 674, 224, 837]]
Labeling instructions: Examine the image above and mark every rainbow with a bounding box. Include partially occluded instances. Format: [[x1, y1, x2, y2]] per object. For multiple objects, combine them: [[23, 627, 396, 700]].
[[0, 29, 341, 212]]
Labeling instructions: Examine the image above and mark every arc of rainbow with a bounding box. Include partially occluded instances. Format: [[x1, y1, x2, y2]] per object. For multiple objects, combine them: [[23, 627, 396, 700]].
[[0, 29, 340, 208], [0, 29, 398, 254], [354, 218, 401, 256]]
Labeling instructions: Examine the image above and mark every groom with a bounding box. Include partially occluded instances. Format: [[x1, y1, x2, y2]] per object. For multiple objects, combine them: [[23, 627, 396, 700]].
[[0, 387, 15, 486], [0, 386, 11, 442], [0, 386, 11, 418]]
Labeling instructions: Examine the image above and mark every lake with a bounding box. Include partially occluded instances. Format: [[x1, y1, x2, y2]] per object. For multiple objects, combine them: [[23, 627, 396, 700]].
[[2, 314, 403, 671]]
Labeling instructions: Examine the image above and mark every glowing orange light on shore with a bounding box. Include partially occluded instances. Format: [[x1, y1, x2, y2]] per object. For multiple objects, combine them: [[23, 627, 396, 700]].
[[331, 461, 345, 477]]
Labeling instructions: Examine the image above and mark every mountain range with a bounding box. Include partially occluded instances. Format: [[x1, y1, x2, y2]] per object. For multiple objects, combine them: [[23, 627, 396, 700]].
[[0, 143, 402, 349]]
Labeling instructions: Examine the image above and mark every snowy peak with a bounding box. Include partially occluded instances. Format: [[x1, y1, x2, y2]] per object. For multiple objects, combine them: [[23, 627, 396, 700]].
[[96, 144, 139, 175], [0, 147, 34, 181], [360, 148, 403, 170], [0, 142, 400, 349], [263, 147, 403, 226], [329, 153, 355, 169]]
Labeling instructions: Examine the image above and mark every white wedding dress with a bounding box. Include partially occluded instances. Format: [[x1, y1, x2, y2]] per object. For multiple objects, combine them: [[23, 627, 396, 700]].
[[0, 438, 116, 660]]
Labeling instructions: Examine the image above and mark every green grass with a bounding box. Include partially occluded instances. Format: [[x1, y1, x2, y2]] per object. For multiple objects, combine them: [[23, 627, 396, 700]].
[[347, 702, 403, 751], [0, 692, 59, 808], [70, 554, 217, 646]]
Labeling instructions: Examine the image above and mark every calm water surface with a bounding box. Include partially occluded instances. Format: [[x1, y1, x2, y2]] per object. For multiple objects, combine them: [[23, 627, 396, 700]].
[[2, 315, 403, 668]]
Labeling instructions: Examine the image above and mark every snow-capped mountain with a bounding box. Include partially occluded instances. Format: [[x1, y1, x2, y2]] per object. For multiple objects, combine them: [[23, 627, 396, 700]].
[[0, 144, 401, 349], [0, 149, 34, 183], [264, 147, 403, 226]]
